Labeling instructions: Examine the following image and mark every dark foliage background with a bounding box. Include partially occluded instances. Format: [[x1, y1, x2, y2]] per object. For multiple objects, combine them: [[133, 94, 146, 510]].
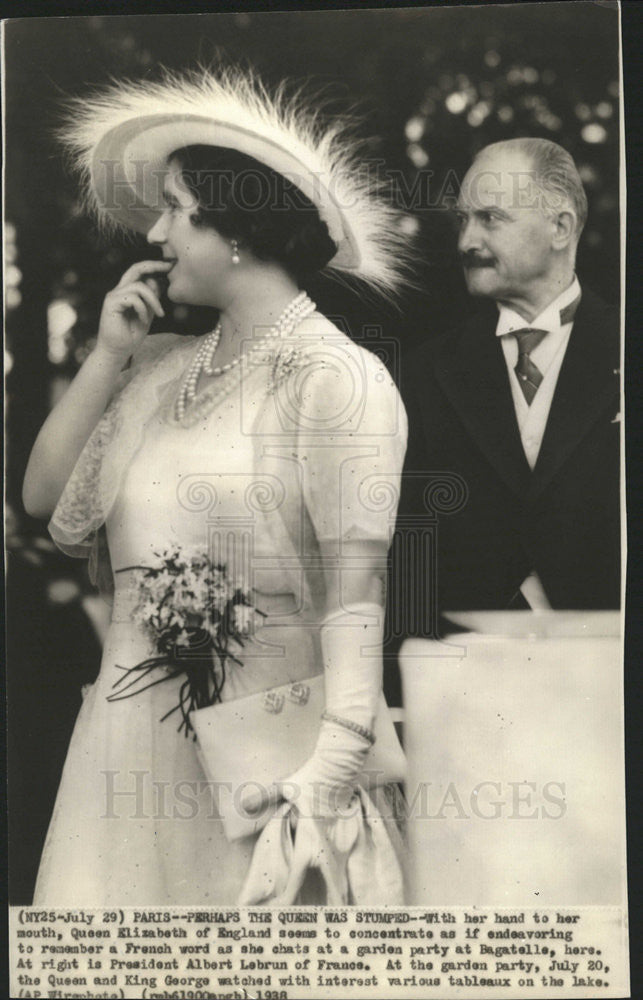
[[4, 3, 621, 902]]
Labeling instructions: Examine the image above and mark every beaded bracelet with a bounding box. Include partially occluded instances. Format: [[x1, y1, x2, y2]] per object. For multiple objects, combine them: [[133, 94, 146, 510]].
[[321, 711, 376, 745]]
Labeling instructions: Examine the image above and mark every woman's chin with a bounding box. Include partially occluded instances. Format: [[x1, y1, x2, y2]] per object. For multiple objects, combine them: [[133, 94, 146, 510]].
[[166, 283, 185, 304]]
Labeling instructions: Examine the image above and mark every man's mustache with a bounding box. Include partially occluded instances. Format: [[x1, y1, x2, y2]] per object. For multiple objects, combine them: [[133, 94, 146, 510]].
[[461, 252, 496, 269]]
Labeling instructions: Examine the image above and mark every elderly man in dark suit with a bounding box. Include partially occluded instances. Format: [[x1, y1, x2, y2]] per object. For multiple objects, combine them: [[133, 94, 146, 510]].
[[394, 137, 620, 641]]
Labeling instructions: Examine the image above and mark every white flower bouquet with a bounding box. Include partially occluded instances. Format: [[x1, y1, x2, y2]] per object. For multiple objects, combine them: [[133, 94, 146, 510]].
[[107, 547, 264, 737]]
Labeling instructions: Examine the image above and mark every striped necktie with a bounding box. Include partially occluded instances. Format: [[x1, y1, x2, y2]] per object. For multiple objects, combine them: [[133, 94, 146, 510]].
[[513, 327, 548, 405], [510, 293, 581, 405]]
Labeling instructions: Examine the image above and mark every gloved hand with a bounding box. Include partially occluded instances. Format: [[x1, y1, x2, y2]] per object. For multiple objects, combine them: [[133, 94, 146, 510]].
[[243, 602, 384, 820]]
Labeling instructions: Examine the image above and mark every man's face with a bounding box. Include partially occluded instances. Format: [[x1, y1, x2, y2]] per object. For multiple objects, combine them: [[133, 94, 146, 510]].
[[456, 149, 557, 304]]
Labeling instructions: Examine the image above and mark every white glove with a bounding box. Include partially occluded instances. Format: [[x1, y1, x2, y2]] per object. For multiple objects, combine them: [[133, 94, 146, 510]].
[[276, 601, 384, 818]]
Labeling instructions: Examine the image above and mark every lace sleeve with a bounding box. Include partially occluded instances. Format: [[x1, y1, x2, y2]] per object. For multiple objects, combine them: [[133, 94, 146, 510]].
[[48, 334, 191, 564]]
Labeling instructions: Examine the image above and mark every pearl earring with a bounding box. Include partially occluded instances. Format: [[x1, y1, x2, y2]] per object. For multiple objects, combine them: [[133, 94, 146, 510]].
[[231, 239, 240, 265]]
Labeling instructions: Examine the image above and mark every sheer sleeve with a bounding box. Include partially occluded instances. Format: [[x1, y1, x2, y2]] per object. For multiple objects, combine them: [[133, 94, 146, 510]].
[[48, 334, 191, 567]]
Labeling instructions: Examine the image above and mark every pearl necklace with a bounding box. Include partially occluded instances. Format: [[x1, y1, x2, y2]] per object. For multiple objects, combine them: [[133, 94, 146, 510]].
[[174, 291, 315, 422]]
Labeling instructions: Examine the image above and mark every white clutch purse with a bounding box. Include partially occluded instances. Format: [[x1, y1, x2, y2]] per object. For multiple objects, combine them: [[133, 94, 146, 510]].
[[191, 674, 406, 841]]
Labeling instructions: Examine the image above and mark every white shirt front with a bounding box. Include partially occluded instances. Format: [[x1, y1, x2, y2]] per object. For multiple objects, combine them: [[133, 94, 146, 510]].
[[496, 275, 581, 470], [495, 276, 582, 608]]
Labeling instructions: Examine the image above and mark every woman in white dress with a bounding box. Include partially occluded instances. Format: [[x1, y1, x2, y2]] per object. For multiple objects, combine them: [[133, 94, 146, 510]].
[[23, 67, 412, 906]]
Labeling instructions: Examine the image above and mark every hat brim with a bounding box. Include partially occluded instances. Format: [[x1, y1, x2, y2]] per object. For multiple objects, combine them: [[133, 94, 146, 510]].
[[91, 114, 360, 269]]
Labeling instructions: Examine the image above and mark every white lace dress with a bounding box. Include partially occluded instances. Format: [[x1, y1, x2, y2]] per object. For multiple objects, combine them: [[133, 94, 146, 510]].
[[33, 315, 408, 906]]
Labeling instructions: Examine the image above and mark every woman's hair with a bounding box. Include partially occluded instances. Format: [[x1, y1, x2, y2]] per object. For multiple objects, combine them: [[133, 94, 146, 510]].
[[170, 145, 338, 282]]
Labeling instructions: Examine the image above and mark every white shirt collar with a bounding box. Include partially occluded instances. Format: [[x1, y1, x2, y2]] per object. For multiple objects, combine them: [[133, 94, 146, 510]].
[[495, 276, 582, 339]]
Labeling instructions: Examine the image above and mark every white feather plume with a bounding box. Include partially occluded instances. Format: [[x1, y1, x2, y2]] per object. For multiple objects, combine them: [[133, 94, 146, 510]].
[[58, 64, 415, 296]]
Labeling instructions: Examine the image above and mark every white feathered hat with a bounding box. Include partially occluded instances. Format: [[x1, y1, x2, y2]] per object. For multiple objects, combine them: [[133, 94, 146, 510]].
[[60, 65, 413, 294]]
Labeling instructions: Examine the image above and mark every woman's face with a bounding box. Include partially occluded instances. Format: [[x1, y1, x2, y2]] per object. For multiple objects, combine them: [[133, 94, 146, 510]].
[[147, 159, 232, 307]]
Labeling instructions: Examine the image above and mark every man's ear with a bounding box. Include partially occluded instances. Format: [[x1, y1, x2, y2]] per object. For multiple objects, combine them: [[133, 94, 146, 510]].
[[551, 209, 576, 251]]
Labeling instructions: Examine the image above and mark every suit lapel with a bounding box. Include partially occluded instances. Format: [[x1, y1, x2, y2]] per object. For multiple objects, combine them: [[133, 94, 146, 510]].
[[432, 311, 532, 497], [529, 293, 619, 498]]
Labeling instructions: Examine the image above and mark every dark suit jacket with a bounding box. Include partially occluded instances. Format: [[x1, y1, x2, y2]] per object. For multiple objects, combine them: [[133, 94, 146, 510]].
[[394, 286, 621, 624]]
